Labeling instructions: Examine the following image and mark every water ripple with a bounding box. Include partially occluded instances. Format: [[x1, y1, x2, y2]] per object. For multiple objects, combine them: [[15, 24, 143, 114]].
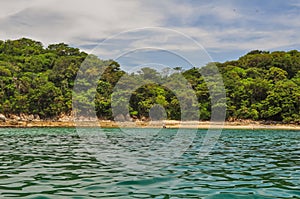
[[0, 128, 299, 198]]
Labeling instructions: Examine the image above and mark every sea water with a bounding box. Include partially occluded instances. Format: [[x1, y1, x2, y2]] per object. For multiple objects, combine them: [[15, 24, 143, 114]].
[[0, 128, 299, 198]]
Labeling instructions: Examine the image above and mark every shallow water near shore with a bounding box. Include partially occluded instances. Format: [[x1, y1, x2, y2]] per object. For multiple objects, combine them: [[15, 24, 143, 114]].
[[0, 128, 299, 198]]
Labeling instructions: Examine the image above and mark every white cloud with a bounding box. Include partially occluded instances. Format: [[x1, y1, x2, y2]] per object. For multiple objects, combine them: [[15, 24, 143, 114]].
[[0, 0, 41, 18], [0, 0, 299, 62], [0, 0, 163, 45]]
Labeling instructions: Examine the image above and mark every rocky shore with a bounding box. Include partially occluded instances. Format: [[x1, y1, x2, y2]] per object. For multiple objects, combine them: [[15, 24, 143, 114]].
[[0, 113, 299, 130]]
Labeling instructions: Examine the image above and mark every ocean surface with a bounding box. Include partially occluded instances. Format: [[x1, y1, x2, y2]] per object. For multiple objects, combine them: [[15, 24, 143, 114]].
[[0, 128, 299, 198]]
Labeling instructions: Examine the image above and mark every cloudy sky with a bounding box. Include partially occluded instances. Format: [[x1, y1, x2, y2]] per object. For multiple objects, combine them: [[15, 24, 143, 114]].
[[1, 0, 300, 68]]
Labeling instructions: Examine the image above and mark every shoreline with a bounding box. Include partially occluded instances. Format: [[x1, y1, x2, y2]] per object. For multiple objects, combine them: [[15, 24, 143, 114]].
[[0, 120, 300, 130]]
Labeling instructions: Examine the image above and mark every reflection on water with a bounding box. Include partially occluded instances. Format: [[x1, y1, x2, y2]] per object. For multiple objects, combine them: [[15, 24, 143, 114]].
[[0, 128, 299, 198]]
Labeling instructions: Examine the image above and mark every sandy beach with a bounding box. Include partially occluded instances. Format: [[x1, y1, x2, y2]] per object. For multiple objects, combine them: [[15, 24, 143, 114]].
[[0, 120, 300, 130]]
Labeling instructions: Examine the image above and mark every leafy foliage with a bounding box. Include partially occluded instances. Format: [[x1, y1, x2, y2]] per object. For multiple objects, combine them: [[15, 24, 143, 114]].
[[1, 38, 300, 123]]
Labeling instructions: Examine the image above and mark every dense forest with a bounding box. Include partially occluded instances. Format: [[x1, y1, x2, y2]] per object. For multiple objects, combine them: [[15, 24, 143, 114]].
[[1, 38, 300, 123]]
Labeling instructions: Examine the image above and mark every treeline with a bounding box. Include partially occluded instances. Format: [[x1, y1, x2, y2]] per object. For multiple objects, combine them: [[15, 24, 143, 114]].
[[0, 38, 300, 123]]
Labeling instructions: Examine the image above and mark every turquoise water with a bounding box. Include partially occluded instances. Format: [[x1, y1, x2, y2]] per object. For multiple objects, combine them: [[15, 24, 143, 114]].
[[0, 128, 299, 198]]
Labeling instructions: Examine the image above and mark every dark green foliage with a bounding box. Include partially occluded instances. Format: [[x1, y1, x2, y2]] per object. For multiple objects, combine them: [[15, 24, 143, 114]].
[[218, 50, 300, 122], [0, 38, 87, 118], [0, 38, 300, 123]]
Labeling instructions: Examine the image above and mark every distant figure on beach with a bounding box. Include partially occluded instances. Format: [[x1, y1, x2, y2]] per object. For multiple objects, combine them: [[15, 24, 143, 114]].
[[163, 123, 166, 128]]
